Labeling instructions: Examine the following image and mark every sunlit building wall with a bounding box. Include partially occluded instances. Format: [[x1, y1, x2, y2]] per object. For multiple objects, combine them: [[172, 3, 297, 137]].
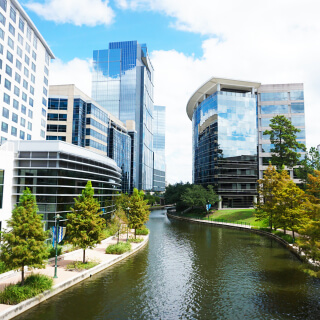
[[92, 41, 154, 191]]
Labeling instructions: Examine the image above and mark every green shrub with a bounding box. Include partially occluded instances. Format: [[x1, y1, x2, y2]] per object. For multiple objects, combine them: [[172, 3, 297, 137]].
[[136, 227, 149, 235], [106, 242, 131, 254], [128, 238, 143, 243], [0, 274, 53, 305], [272, 231, 294, 243], [66, 261, 99, 271], [0, 261, 10, 274], [47, 245, 62, 258]]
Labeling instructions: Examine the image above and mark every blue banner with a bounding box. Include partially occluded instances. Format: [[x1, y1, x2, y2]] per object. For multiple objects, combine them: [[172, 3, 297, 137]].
[[206, 204, 211, 211], [52, 226, 66, 247]]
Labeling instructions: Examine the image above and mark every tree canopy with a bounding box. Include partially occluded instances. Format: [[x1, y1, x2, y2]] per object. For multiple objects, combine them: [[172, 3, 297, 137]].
[[263, 115, 306, 169], [0, 188, 48, 285], [67, 181, 106, 263]]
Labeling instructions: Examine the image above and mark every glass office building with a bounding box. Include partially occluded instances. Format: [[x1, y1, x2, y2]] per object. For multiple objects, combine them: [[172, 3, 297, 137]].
[[47, 85, 133, 193], [92, 41, 154, 191], [0, 140, 121, 231], [187, 78, 307, 208], [153, 105, 166, 191]]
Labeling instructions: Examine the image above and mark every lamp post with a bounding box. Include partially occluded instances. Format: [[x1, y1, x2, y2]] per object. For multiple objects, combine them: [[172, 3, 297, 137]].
[[53, 214, 61, 279], [126, 207, 130, 242]]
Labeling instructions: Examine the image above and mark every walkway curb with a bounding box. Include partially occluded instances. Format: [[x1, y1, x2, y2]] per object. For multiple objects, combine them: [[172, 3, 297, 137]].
[[166, 213, 319, 266], [0, 235, 149, 320]]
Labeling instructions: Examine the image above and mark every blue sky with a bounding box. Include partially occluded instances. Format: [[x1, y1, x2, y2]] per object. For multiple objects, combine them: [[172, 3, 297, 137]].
[[21, 0, 320, 184]]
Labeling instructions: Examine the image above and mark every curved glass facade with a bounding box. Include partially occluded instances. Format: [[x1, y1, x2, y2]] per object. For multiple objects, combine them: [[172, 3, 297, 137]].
[[192, 90, 258, 208]]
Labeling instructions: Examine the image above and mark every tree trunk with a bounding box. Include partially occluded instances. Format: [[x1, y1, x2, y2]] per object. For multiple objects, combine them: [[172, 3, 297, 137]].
[[284, 228, 286, 235], [117, 229, 120, 244], [83, 249, 86, 264], [21, 266, 25, 286], [292, 230, 295, 242]]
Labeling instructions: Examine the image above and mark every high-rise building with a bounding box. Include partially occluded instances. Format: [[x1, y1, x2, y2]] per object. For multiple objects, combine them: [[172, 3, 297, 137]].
[[153, 105, 166, 192], [0, 0, 54, 145], [47, 84, 134, 193], [92, 41, 154, 191], [187, 77, 306, 208]]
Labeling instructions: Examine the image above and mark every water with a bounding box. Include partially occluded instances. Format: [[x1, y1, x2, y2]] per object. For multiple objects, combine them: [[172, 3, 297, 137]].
[[15, 210, 320, 320]]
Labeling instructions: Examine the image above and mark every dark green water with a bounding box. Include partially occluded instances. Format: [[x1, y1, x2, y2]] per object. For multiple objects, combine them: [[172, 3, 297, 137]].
[[16, 210, 320, 320]]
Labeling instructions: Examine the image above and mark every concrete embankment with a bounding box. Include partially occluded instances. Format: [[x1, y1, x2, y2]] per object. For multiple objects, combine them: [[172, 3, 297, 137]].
[[166, 212, 319, 267], [0, 234, 149, 320]]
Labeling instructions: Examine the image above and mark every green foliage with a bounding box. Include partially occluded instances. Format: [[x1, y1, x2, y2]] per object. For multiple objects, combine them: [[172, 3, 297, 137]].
[[136, 227, 149, 235], [66, 260, 99, 271], [181, 184, 219, 210], [272, 231, 294, 243], [295, 147, 320, 188], [128, 189, 150, 238], [128, 237, 143, 243], [0, 188, 48, 285], [105, 242, 131, 254], [47, 245, 62, 259], [0, 274, 53, 305], [0, 261, 10, 274], [144, 193, 161, 206], [164, 182, 192, 210], [263, 115, 306, 169], [67, 181, 106, 263]]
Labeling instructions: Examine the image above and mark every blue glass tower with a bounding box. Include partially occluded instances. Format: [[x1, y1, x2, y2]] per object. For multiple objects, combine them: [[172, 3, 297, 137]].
[[153, 105, 166, 191], [92, 41, 154, 191]]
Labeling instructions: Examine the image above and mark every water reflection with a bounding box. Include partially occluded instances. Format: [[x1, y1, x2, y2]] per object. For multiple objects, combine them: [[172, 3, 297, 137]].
[[16, 210, 320, 320]]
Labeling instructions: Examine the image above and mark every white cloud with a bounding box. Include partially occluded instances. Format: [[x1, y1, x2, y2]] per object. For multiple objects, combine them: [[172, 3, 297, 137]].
[[49, 58, 92, 96], [25, 0, 114, 26]]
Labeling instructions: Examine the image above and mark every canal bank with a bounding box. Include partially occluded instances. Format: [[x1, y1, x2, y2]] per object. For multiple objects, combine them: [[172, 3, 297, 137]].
[[0, 233, 149, 320], [166, 211, 320, 267]]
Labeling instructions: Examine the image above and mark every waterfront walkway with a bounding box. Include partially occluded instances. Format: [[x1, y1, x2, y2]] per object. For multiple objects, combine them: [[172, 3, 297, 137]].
[[0, 230, 148, 319]]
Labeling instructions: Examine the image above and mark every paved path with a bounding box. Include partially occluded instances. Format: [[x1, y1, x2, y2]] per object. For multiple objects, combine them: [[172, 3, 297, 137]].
[[0, 230, 146, 313]]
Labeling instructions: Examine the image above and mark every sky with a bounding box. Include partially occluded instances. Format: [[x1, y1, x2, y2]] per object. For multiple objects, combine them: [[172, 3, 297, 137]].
[[22, 0, 320, 185]]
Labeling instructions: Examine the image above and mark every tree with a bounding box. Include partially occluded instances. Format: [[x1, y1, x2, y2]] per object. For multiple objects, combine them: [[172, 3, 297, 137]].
[[164, 182, 192, 210], [295, 147, 320, 188], [263, 115, 306, 169], [255, 164, 282, 229], [181, 184, 219, 211], [128, 188, 150, 238], [67, 181, 106, 263], [0, 188, 48, 285]]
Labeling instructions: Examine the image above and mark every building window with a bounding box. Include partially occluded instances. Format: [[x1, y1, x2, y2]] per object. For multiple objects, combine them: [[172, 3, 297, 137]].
[[25, 42, 30, 53], [8, 23, 14, 36], [42, 97, 47, 107], [30, 86, 34, 95], [0, 27, 4, 40], [15, 72, 21, 83], [12, 112, 18, 123], [20, 130, 25, 140], [16, 59, 21, 70], [27, 134, 31, 140], [42, 108, 46, 117], [4, 78, 11, 90], [20, 117, 25, 127], [32, 51, 36, 60], [0, 0, 7, 12], [41, 118, 45, 128], [1, 121, 8, 133], [22, 92, 27, 102], [3, 92, 10, 104], [26, 26, 31, 41], [13, 99, 18, 109], [19, 18, 24, 32], [47, 113, 67, 121], [43, 87, 47, 96], [0, 43, 3, 54], [33, 36, 37, 49], [47, 125, 66, 132], [40, 129, 45, 138], [18, 33, 23, 45], [9, 6, 16, 23], [17, 46, 22, 58], [27, 121, 32, 130], [14, 85, 20, 96], [5, 64, 11, 76], [290, 90, 304, 101], [24, 54, 30, 65], [45, 51, 50, 65], [2, 106, 9, 118], [30, 74, 35, 83], [29, 97, 33, 107], [24, 67, 29, 77], [0, 12, 5, 26], [31, 62, 36, 72], [7, 36, 14, 49], [28, 109, 33, 119], [11, 126, 17, 136], [23, 79, 28, 90], [6, 50, 13, 63], [44, 65, 49, 76], [291, 102, 304, 113], [21, 104, 26, 114], [44, 76, 48, 86]]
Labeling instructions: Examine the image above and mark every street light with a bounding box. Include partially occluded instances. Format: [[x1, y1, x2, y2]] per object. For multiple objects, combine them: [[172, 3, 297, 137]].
[[53, 213, 61, 279], [126, 207, 130, 242]]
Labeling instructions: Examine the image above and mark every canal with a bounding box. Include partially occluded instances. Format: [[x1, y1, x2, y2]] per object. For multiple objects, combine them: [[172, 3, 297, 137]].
[[15, 209, 320, 320]]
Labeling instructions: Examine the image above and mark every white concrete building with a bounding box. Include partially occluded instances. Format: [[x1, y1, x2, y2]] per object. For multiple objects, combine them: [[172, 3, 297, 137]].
[[0, 0, 54, 145]]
